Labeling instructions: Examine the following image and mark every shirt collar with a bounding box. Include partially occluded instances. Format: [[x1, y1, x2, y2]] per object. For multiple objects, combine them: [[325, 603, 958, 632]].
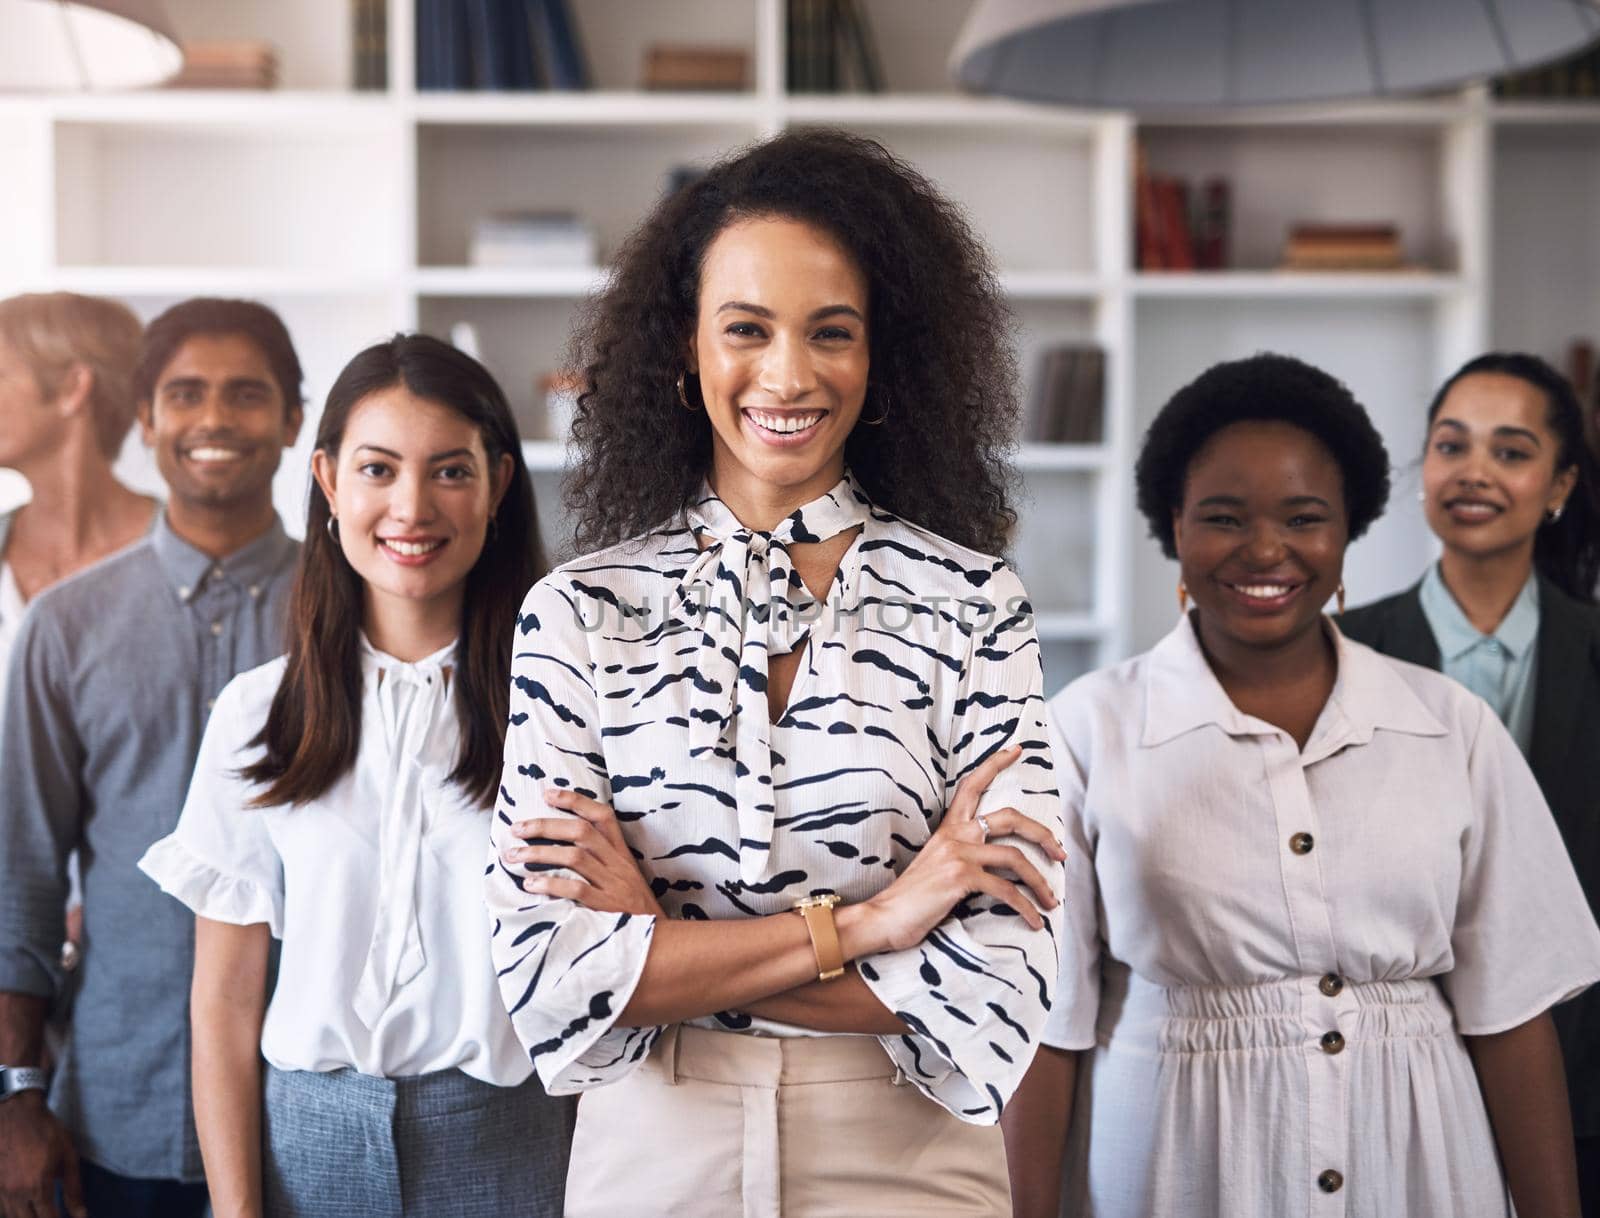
[[1419, 562, 1539, 662], [151, 512, 294, 604], [1141, 612, 1448, 748]]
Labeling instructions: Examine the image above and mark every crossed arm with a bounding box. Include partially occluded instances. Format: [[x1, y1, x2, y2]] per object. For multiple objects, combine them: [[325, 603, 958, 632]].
[[501, 745, 1065, 1033]]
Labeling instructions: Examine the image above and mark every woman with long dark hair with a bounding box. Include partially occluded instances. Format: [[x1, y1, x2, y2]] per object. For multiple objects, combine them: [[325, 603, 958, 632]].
[[1007, 353, 1600, 1218], [488, 129, 1066, 1216], [139, 335, 574, 1216], [1340, 352, 1600, 1212]]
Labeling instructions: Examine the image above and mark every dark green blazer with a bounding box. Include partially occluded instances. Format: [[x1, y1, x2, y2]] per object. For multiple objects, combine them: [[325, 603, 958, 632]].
[[1340, 576, 1600, 1137]]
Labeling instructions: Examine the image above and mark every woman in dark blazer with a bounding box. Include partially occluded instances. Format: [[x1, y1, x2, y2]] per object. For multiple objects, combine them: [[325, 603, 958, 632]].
[[1340, 352, 1600, 1211]]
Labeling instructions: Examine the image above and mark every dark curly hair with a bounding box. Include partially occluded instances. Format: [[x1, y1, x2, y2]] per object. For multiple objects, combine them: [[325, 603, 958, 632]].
[[563, 128, 1019, 556], [1427, 352, 1600, 603], [1135, 352, 1391, 559]]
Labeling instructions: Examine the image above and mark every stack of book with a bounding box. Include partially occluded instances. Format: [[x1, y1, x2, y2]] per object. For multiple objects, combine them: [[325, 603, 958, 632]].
[[787, 0, 883, 93], [1025, 345, 1105, 445], [166, 42, 278, 90], [642, 46, 749, 91], [417, 0, 589, 91], [469, 212, 597, 269], [1280, 224, 1404, 271], [1493, 39, 1600, 98], [1135, 153, 1229, 271], [352, 0, 388, 91]]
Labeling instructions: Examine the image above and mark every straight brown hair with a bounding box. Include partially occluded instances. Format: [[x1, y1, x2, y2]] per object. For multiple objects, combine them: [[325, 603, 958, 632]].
[[243, 334, 545, 808]]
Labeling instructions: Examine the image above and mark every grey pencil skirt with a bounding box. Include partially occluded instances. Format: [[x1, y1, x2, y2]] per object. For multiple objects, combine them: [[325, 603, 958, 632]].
[[262, 1064, 576, 1218]]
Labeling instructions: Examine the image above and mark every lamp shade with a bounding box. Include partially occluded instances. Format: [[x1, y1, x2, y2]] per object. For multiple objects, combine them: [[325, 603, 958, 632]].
[[951, 0, 1600, 108], [0, 0, 181, 91]]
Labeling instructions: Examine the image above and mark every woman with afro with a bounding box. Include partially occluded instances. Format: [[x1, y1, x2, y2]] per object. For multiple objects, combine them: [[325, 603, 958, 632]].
[[1005, 353, 1599, 1218]]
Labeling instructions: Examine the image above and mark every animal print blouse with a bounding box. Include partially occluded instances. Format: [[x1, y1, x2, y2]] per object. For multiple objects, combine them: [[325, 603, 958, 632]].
[[486, 472, 1064, 1124]]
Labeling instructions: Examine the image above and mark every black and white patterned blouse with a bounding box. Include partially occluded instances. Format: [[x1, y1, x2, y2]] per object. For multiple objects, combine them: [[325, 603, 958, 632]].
[[486, 472, 1063, 1124]]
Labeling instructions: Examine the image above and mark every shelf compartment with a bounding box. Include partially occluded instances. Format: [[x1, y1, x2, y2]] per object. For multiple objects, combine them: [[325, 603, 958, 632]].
[[415, 124, 754, 268], [779, 123, 1098, 273], [52, 121, 400, 273], [419, 296, 580, 440], [1011, 470, 1098, 618], [1136, 123, 1459, 275], [160, 0, 359, 91]]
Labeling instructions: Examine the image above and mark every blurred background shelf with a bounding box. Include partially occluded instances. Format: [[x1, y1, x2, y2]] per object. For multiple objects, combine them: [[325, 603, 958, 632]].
[[4, 0, 1598, 694]]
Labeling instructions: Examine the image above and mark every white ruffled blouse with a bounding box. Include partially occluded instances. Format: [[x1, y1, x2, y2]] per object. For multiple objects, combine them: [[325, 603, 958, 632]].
[[140, 638, 532, 1085]]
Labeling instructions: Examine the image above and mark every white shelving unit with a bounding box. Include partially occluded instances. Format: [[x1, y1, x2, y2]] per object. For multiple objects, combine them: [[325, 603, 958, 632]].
[[2, 0, 1596, 694]]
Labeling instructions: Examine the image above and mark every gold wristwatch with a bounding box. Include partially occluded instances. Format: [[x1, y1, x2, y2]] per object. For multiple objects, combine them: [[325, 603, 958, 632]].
[[793, 893, 845, 982]]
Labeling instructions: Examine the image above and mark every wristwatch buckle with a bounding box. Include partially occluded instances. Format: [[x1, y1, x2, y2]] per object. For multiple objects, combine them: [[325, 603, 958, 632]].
[[0, 1066, 48, 1101]]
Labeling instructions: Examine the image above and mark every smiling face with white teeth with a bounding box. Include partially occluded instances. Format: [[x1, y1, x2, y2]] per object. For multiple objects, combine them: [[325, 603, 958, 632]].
[[688, 215, 870, 527], [139, 331, 302, 540], [1173, 420, 1349, 655], [1421, 372, 1576, 572], [312, 385, 512, 651]]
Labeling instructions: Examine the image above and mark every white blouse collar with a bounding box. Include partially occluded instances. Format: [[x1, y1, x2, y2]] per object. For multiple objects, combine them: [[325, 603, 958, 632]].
[[1140, 612, 1448, 752]]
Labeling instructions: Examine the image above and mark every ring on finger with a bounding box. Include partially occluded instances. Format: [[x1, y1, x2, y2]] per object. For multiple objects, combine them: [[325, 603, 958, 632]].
[[976, 812, 991, 840]]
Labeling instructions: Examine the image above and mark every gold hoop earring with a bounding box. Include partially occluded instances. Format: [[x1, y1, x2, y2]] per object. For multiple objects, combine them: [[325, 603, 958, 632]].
[[676, 371, 700, 412], [860, 390, 890, 426], [1177, 580, 1188, 614], [1336, 582, 1346, 615]]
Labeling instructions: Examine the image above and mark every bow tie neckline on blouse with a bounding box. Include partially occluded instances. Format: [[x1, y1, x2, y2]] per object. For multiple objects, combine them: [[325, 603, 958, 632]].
[[677, 472, 871, 885], [351, 635, 457, 1030]]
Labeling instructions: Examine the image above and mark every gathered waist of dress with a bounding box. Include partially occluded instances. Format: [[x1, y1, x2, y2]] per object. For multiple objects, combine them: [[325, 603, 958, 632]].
[[1095, 960, 1458, 1056]]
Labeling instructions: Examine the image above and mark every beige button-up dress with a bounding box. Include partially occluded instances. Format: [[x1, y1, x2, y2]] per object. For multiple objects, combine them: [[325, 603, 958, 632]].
[[1046, 615, 1600, 1217]]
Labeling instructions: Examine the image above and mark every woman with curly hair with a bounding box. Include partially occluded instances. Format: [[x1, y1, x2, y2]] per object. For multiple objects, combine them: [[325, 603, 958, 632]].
[[487, 128, 1066, 1216], [1339, 353, 1600, 1213], [1003, 352, 1600, 1218]]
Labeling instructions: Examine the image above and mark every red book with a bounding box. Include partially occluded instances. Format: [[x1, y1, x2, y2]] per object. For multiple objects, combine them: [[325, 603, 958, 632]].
[[1135, 150, 1165, 270], [1159, 178, 1195, 271]]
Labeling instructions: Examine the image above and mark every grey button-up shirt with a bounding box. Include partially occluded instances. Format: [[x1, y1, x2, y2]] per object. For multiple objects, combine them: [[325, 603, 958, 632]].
[[0, 512, 297, 1181]]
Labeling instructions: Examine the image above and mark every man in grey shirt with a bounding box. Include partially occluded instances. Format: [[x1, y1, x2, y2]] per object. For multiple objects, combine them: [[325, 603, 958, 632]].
[[0, 298, 305, 1218]]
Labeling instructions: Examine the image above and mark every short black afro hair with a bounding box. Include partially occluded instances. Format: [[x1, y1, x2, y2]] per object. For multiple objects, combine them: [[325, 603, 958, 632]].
[[1135, 352, 1391, 559]]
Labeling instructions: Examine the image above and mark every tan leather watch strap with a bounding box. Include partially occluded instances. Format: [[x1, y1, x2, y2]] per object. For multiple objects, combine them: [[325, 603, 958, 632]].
[[796, 898, 845, 982]]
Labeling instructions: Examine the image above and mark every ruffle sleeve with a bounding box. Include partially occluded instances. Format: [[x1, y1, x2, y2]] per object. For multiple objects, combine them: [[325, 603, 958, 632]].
[[485, 574, 661, 1093], [137, 666, 285, 935]]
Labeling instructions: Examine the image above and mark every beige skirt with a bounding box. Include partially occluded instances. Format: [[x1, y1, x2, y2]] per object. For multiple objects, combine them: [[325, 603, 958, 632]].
[[563, 1024, 1011, 1218]]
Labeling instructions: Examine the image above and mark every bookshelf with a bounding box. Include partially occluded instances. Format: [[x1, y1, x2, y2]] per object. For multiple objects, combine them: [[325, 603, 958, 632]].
[[1, 0, 1596, 693]]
